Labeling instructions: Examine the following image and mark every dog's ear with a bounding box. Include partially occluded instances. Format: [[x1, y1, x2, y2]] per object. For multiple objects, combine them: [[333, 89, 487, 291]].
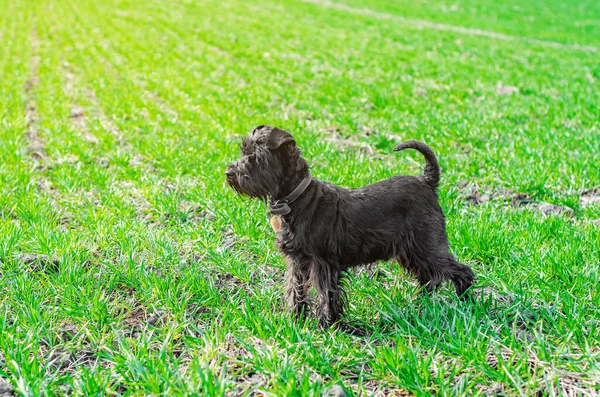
[[266, 127, 295, 149], [251, 125, 268, 135]]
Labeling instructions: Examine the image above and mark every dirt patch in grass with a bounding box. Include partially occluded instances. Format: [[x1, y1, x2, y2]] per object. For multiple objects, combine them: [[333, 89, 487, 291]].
[[70, 104, 87, 131], [487, 346, 539, 373], [58, 322, 79, 342], [215, 272, 250, 293], [186, 302, 211, 323], [555, 371, 600, 396], [325, 125, 374, 154], [179, 200, 215, 223], [160, 200, 215, 226], [0, 379, 15, 397], [232, 373, 270, 396], [353, 262, 388, 281], [486, 346, 600, 395], [35, 178, 75, 226], [217, 227, 249, 254], [512, 193, 574, 216], [323, 124, 400, 162], [479, 287, 539, 342], [462, 183, 493, 205], [143, 90, 179, 121], [463, 183, 600, 216], [475, 382, 504, 396], [580, 188, 600, 208], [24, 101, 45, 160], [45, 347, 97, 374], [460, 183, 515, 206], [116, 181, 154, 222], [496, 82, 519, 95], [359, 381, 414, 396], [531, 202, 574, 216], [460, 183, 575, 216], [479, 286, 516, 306], [194, 334, 280, 395], [323, 384, 347, 397], [14, 253, 60, 272], [116, 299, 169, 338]]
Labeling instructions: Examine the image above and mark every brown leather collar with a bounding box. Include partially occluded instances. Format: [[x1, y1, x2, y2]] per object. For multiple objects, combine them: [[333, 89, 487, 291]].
[[269, 172, 312, 216]]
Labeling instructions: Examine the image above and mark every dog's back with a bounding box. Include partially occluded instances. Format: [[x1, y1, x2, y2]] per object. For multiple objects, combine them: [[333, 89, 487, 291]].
[[329, 176, 447, 268]]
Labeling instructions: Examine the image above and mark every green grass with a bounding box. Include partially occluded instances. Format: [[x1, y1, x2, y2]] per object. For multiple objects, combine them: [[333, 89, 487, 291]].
[[1, 0, 599, 395]]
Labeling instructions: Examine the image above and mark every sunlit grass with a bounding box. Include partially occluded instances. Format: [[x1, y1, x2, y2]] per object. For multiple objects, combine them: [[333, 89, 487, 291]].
[[0, 0, 599, 395]]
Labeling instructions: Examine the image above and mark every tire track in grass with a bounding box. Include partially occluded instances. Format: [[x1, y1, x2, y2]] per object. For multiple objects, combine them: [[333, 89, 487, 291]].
[[21, 21, 76, 244], [61, 65, 159, 227], [66, 0, 263, 292], [56, 4, 164, 200], [300, 0, 598, 53], [24, 25, 46, 166], [75, 0, 238, 126], [25, 3, 140, 241], [1, 6, 102, 391], [62, 3, 213, 237], [79, 0, 216, 130], [43, 25, 176, 354], [55, 15, 139, 162], [86, 0, 288, 191], [66, 1, 185, 158], [23, 9, 100, 230], [0, 1, 32, 165], [30, 6, 182, 366], [0, 5, 73, 267], [62, 61, 100, 147], [67, 1, 218, 180], [106, 2, 261, 247], [52, 3, 170, 229], [86, 88, 135, 158]]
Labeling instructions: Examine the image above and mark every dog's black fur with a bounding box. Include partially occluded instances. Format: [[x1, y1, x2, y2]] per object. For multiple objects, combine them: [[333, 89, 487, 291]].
[[226, 125, 475, 328]]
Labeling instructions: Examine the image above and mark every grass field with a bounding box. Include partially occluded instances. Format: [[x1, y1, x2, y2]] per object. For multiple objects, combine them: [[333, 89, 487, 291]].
[[1, 0, 599, 395]]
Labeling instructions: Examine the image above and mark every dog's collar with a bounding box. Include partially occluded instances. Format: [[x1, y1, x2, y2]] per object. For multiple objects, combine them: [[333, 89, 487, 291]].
[[269, 172, 312, 216]]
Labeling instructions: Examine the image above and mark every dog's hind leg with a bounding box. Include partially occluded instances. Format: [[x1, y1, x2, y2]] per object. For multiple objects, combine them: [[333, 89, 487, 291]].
[[397, 250, 474, 298], [395, 255, 444, 294], [417, 264, 446, 295], [426, 255, 475, 298], [446, 257, 475, 298]]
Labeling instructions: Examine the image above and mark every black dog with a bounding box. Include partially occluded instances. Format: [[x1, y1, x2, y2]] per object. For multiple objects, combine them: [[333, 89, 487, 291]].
[[226, 125, 474, 328]]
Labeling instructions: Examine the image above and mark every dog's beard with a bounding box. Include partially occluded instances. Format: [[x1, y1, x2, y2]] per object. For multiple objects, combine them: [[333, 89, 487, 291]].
[[226, 165, 280, 201]]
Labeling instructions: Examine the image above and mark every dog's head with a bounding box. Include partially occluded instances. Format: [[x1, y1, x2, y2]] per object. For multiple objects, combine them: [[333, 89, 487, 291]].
[[226, 125, 309, 200]]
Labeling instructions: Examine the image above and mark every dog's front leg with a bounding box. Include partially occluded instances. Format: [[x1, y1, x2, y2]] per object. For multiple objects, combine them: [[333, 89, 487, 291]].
[[312, 262, 342, 328], [284, 256, 310, 320]]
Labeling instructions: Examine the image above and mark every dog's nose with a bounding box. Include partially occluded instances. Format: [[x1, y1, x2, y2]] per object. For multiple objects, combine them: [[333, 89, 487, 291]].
[[225, 166, 236, 177]]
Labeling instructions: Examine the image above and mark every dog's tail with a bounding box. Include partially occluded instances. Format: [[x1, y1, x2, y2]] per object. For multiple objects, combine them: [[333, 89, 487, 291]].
[[393, 140, 440, 191]]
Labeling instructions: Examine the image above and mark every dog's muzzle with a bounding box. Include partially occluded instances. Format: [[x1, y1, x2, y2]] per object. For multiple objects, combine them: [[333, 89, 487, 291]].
[[225, 164, 238, 185]]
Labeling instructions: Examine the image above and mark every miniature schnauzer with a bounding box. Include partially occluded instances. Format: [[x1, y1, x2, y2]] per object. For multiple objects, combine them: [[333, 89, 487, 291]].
[[226, 125, 474, 328]]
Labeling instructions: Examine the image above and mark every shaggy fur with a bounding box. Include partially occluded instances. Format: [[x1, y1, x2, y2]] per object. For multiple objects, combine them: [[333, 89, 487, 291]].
[[226, 125, 475, 328]]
